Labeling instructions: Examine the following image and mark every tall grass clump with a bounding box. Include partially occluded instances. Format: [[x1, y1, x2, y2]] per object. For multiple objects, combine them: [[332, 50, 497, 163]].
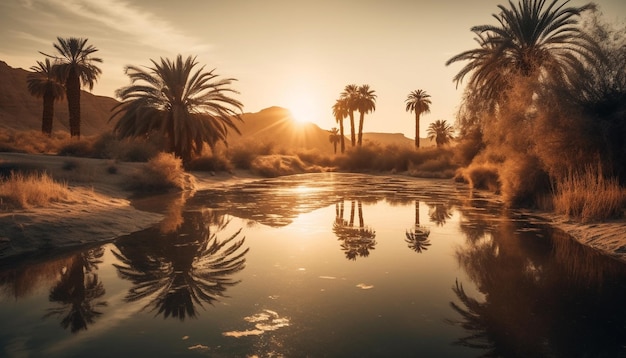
[[553, 165, 625, 222], [127, 152, 190, 193], [0, 172, 71, 209]]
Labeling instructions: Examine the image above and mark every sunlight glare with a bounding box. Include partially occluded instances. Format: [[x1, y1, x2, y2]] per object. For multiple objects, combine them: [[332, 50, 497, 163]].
[[282, 86, 321, 125]]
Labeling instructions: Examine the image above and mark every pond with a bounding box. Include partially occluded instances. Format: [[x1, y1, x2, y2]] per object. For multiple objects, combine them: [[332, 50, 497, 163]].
[[1, 173, 625, 357]]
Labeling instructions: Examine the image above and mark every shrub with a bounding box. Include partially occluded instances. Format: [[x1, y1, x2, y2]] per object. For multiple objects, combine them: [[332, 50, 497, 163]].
[[461, 162, 501, 192], [250, 155, 312, 177], [498, 154, 551, 207], [127, 152, 190, 192], [0, 172, 71, 209], [58, 140, 93, 157], [186, 154, 233, 172], [553, 164, 625, 222]]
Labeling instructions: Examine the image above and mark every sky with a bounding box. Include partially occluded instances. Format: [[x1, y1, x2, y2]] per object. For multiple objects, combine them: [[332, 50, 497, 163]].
[[1, 0, 624, 139]]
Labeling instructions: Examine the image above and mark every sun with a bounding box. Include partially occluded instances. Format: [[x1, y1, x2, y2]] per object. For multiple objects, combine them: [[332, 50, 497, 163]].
[[282, 86, 321, 125]]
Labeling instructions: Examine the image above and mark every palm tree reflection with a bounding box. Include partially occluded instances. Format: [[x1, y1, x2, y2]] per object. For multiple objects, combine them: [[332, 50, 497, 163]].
[[333, 200, 376, 260], [113, 210, 248, 320], [427, 202, 452, 226], [44, 247, 107, 333], [405, 200, 430, 253]]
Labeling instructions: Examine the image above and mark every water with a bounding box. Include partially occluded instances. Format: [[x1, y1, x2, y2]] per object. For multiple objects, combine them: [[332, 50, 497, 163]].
[[1, 173, 625, 357]]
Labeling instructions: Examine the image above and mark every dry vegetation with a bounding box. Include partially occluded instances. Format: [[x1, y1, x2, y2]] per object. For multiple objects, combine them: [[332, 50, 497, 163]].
[[0, 171, 71, 209], [126, 152, 191, 193]]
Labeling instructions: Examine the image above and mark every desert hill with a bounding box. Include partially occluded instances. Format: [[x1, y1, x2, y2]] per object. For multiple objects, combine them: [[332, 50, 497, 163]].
[[0, 60, 428, 152]]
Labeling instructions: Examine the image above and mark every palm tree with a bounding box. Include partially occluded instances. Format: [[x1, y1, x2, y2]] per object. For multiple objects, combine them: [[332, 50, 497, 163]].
[[405, 90, 431, 148], [27, 59, 65, 135], [40, 37, 102, 138], [445, 0, 595, 110], [328, 127, 340, 154], [340, 84, 359, 147], [110, 55, 243, 164], [332, 99, 348, 153], [405, 200, 430, 253], [356, 85, 376, 146], [427, 119, 455, 147]]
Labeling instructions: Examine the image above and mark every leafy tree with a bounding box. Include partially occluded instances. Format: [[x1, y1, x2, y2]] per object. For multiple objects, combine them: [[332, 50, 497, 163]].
[[332, 99, 348, 153], [356, 85, 376, 146], [446, 0, 595, 112], [340, 84, 359, 147], [111, 55, 243, 164], [427, 119, 455, 147], [328, 127, 340, 154], [405, 89, 431, 148], [41, 37, 102, 138], [26, 59, 65, 135]]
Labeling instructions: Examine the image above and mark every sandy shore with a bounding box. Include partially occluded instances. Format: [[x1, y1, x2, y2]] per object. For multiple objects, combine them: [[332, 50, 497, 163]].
[[1, 153, 625, 263]]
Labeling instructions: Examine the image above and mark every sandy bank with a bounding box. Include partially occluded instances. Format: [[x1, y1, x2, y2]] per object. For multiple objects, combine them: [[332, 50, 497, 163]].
[[1, 153, 625, 263]]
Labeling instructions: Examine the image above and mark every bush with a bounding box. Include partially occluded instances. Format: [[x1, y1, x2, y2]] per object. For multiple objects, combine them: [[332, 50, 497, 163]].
[[460, 162, 501, 192], [127, 152, 191, 193], [186, 154, 233, 172], [553, 165, 625, 222], [0, 172, 71, 209], [58, 140, 93, 157], [250, 154, 317, 177]]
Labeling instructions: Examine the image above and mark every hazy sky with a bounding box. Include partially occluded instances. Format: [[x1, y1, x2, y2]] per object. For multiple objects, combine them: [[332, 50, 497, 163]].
[[1, 0, 624, 138]]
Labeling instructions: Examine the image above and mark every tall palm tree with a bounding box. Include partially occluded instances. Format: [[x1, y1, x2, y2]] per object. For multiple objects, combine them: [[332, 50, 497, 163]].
[[110, 55, 243, 164], [27, 59, 65, 135], [356, 85, 376, 146], [427, 119, 455, 147], [405, 90, 431, 148], [41, 37, 102, 138], [328, 127, 340, 154], [332, 99, 348, 153], [445, 0, 595, 110], [340, 84, 359, 147]]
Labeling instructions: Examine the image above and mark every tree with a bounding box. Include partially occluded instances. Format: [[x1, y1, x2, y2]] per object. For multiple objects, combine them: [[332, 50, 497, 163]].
[[41, 37, 102, 138], [427, 119, 455, 147], [328, 127, 340, 154], [405, 90, 431, 148], [332, 99, 348, 153], [356, 85, 376, 146], [110, 55, 243, 164], [26, 59, 65, 135], [340, 84, 359, 147], [445, 0, 595, 111]]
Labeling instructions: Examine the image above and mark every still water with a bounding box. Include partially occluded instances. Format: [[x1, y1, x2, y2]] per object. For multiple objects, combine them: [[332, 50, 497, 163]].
[[1, 173, 625, 357]]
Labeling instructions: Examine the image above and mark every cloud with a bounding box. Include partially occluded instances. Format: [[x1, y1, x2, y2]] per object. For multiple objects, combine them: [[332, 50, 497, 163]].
[[35, 0, 211, 55]]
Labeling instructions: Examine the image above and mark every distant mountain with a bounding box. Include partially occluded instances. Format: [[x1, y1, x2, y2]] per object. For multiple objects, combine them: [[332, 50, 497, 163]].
[[0, 60, 429, 151]]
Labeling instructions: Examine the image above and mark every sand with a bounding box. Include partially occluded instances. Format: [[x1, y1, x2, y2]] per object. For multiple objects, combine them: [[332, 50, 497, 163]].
[[1, 153, 625, 263]]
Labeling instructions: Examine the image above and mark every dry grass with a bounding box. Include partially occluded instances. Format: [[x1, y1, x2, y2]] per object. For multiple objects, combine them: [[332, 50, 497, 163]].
[[126, 152, 191, 192], [250, 154, 325, 177], [0, 172, 71, 209], [458, 162, 501, 192], [553, 165, 625, 222]]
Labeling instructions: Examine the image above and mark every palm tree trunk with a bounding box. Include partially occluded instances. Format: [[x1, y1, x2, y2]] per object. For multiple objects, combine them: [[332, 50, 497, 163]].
[[357, 200, 364, 227], [415, 200, 420, 227], [349, 111, 356, 147], [339, 119, 345, 153], [42, 92, 54, 135], [349, 200, 355, 226], [66, 69, 81, 138], [415, 113, 420, 149], [357, 111, 365, 146]]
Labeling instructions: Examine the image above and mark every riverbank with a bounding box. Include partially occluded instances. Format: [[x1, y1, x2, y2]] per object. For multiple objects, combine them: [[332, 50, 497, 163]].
[[1, 153, 625, 262]]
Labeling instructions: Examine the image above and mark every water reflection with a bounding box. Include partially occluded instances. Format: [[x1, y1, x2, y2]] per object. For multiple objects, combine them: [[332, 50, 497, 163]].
[[428, 201, 453, 226], [113, 210, 249, 320], [450, 213, 626, 357], [332, 200, 377, 260], [44, 248, 107, 333], [405, 200, 431, 253]]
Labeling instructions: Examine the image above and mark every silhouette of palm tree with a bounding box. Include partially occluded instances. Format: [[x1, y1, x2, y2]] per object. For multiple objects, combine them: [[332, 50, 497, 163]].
[[328, 127, 340, 154], [427, 120, 455, 147], [405, 90, 431, 148], [113, 211, 248, 320], [356, 85, 377, 146], [40, 37, 102, 138], [428, 202, 453, 226], [332, 99, 348, 153], [27, 58, 65, 135], [446, 0, 595, 111], [111, 55, 243, 164], [44, 248, 107, 333], [340, 84, 359, 147]]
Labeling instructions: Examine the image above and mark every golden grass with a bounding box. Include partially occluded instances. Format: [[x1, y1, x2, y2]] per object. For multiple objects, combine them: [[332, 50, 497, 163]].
[[553, 165, 625, 222], [127, 152, 190, 192], [0, 172, 71, 209]]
